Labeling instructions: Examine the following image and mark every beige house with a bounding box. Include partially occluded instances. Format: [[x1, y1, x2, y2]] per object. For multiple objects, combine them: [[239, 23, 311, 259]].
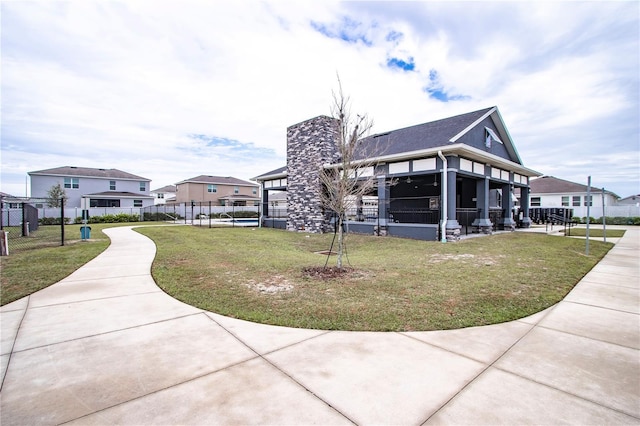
[[174, 175, 260, 206]]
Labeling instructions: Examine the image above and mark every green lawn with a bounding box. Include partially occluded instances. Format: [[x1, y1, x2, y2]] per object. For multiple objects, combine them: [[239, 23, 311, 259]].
[[1, 223, 131, 306], [136, 227, 614, 331], [564, 228, 626, 238]]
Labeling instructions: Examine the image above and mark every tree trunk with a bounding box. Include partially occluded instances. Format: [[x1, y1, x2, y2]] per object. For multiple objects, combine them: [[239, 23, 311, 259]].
[[337, 214, 344, 269]]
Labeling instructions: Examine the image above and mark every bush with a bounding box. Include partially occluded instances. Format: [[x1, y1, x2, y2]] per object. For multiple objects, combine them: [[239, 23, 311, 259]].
[[143, 212, 183, 221], [576, 216, 640, 225], [74, 213, 140, 224], [38, 217, 72, 225]]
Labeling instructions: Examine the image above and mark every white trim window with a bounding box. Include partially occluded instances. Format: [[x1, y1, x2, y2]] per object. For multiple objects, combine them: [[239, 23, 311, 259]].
[[208, 184, 217, 193], [64, 177, 79, 189]]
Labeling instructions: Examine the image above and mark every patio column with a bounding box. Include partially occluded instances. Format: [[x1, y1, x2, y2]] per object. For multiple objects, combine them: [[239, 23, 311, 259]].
[[500, 183, 517, 230], [376, 175, 388, 236], [520, 186, 532, 228], [445, 164, 461, 241], [472, 177, 492, 234]]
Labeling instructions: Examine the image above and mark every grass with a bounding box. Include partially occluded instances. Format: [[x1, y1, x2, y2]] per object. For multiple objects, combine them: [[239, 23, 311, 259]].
[[1, 223, 134, 306], [564, 228, 626, 238], [136, 227, 614, 331]]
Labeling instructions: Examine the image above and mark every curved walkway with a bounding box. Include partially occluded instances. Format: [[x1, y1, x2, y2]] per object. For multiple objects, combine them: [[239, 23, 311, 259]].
[[1, 226, 638, 425]]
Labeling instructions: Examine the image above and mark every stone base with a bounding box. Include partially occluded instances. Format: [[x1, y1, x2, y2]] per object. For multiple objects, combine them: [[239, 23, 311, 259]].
[[500, 218, 517, 232], [519, 217, 532, 228], [446, 227, 461, 242], [472, 218, 493, 235], [476, 225, 493, 235], [374, 226, 388, 236]]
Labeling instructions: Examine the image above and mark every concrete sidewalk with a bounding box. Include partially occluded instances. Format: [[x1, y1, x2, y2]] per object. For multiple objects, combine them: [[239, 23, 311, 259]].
[[1, 226, 638, 425]]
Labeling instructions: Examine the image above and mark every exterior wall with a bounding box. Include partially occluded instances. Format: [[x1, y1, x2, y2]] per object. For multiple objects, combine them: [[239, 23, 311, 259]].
[[286, 116, 340, 233], [456, 116, 512, 162], [30, 175, 151, 208], [175, 183, 258, 204], [151, 191, 176, 205], [531, 192, 618, 218]]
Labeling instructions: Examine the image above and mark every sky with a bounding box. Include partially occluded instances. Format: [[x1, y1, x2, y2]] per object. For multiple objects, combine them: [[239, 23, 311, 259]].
[[2, 1, 639, 199]]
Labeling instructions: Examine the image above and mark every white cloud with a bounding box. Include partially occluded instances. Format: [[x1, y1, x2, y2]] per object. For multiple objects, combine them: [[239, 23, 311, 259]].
[[1, 1, 638, 198]]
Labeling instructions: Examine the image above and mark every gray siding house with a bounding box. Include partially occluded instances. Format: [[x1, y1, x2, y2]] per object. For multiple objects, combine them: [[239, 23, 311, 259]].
[[29, 166, 154, 208], [254, 106, 541, 241]]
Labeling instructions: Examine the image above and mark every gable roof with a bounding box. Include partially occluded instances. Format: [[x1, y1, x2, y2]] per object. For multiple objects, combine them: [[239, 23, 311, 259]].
[[530, 176, 619, 198], [355, 106, 523, 164], [151, 185, 177, 193], [28, 166, 150, 181], [176, 175, 258, 187]]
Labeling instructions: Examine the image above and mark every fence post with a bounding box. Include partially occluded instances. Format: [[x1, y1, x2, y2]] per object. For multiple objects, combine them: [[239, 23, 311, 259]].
[[61, 199, 65, 246]]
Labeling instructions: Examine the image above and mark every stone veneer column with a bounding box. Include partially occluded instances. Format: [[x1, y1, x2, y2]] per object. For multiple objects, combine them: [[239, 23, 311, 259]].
[[286, 116, 340, 233], [500, 183, 517, 230], [472, 177, 493, 234], [520, 186, 532, 228]]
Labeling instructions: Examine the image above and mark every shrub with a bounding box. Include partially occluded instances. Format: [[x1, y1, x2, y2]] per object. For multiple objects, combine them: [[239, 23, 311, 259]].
[[74, 213, 140, 224], [39, 217, 71, 225]]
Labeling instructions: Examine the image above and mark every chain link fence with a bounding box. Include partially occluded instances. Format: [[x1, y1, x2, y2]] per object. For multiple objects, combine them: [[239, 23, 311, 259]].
[[1, 198, 65, 255]]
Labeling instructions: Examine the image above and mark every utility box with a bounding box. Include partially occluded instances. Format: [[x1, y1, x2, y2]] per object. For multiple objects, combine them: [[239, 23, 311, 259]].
[[80, 226, 91, 240]]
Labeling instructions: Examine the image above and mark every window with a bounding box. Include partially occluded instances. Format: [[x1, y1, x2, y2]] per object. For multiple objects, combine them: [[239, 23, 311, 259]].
[[572, 196, 580, 206], [252, 187, 257, 195], [584, 195, 592, 206], [531, 197, 541, 207], [134, 200, 143, 207], [110, 181, 116, 191], [139, 182, 146, 192], [562, 196, 569, 207], [207, 184, 217, 193], [64, 177, 79, 189], [234, 186, 239, 194], [91, 199, 120, 207], [157, 193, 164, 199]]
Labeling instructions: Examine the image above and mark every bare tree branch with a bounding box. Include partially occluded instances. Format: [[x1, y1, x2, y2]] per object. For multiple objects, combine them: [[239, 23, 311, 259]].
[[319, 75, 385, 269]]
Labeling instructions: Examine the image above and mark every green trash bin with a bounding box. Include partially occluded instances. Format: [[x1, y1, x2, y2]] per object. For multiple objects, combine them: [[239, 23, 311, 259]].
[[81, 226, 91, 239]]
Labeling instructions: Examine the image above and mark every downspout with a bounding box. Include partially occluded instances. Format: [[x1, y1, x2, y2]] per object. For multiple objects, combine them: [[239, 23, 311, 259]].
[[437, 150, 447, 243]]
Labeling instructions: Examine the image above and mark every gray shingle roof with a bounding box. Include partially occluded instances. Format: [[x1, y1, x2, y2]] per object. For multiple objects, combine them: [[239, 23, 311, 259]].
[[28, 166, 150, 181], [529, 176, 604, 194], [151, 185, 177, 193], [176, 175, 258, 186], [355, 107, 494, 160]]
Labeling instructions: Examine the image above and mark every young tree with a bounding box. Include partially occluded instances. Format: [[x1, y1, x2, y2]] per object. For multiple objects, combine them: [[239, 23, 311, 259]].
[[319, 77, 380, 269], [46, 183, 67, 207]]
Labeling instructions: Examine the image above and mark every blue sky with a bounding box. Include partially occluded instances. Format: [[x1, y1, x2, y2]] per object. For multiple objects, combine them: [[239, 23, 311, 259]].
[[1, 1, 638, 198]]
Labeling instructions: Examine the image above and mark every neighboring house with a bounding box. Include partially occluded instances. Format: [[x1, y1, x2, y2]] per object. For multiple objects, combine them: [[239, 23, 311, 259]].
[[150, 185, 177, 205], [28, 166, 154, 208], [174, 175, 260, 206], [0, 192, 24, 209], [529, 176, 619, 219], [254, 106, 541, 241], [616, 194, 640, 207]]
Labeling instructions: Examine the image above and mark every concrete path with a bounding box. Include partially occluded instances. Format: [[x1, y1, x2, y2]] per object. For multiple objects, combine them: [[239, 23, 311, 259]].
[[1, 226, 638, 425]]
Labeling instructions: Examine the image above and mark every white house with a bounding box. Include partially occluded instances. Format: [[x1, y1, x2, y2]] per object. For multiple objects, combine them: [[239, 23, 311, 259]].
[[529, 176, 619, 219], [150, 185, 177, 205], [29, 166, 154, 208]]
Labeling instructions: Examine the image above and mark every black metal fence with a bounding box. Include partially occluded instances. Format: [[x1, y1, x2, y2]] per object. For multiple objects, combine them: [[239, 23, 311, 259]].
[[1, 199, 66, 254], [142, 202, 260, 223]]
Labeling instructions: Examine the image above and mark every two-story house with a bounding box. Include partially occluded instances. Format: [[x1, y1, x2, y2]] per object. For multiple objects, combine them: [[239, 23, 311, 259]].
[[150, 185, 177, 205], [174, 175, 260, 206], [28, 166, 154, 208]]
